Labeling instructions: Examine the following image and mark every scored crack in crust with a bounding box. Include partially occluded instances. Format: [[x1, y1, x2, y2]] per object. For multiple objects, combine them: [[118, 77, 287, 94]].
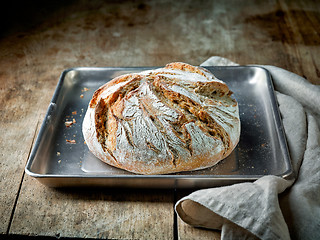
[[82, 62, 240, 174]]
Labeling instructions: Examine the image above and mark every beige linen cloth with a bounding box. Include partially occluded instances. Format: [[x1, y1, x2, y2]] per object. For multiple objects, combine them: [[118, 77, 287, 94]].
[[175, 57, 320, 240]]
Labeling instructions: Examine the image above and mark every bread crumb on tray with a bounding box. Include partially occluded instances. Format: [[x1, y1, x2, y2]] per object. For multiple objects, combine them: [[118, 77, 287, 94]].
[[82, 87, 90, 92], [65, 121, 74, 127]]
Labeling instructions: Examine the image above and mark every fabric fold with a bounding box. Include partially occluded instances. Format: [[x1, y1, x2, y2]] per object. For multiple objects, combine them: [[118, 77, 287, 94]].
[[175, 57, 320, 240], [176, 176, 293, 240], [279, 113, 320, 240]]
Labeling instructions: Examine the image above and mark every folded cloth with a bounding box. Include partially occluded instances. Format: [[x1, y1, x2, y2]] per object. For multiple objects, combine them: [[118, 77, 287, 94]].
[[175, 57, 320, 240]]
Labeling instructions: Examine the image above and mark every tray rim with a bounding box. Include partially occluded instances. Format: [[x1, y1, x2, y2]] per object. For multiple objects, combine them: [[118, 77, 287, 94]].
[[25, 65, 294, 186]]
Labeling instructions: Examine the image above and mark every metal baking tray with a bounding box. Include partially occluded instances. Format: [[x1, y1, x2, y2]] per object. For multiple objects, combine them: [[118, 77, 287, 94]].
[[25, 66, 293, 188]]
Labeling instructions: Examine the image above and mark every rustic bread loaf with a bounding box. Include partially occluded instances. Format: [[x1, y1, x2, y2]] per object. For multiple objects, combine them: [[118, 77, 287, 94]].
[[82, 62, 240, 174]]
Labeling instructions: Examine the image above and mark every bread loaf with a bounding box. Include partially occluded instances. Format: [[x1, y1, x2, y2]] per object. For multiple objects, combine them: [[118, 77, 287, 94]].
[[82, 62, 240, 174]]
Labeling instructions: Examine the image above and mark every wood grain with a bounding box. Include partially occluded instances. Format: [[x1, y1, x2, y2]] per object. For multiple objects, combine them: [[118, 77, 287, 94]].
[[10, 175, 174, 239], [0, 0, 319, 239], [0, 60, 57, 234], [177, 219, 221, 240]]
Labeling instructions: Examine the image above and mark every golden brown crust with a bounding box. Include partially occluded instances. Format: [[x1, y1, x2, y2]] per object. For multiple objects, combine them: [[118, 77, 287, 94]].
[[165, 62, 230, 96], [82, 62, 240, 174], [89, 74, 140, 108]]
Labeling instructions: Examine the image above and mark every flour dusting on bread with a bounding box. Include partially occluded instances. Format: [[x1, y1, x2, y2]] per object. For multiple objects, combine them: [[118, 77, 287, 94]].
[[82, 62, 240, 174]]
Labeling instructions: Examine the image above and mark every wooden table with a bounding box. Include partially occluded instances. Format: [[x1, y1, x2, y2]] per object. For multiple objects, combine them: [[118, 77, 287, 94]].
[[1, 0, 319, 239]]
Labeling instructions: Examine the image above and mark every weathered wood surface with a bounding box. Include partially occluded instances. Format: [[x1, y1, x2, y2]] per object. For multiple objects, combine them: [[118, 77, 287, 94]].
[[11, 175, 174, 239], [0, 0, 319, 239]]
